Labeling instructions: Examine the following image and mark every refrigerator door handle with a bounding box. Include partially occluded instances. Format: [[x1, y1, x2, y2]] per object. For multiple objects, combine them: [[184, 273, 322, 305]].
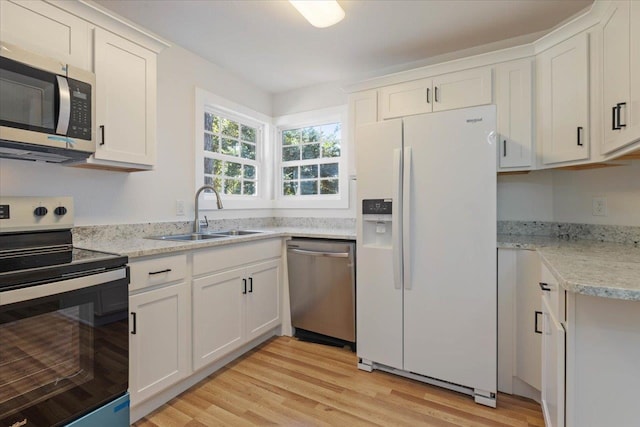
[[402, 147, 412, 290], [392, 147, 403, 290]]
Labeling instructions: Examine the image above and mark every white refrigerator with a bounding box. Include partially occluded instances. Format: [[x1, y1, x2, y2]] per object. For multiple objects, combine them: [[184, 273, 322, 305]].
[[356, 105, 497, 407]]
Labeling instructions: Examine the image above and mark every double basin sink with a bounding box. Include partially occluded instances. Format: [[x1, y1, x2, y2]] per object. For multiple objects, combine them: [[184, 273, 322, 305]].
[[149, 230, 264, 242]]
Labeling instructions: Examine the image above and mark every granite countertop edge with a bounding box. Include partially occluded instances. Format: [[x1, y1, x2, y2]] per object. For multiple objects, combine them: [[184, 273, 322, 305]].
[[75, 227, 356, 259], [497, 234, 640, 302]]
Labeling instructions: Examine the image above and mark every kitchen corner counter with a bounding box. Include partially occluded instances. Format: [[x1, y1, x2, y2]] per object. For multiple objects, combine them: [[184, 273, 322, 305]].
[[498, 234, 640, 301], [75, 227, 356, 259]]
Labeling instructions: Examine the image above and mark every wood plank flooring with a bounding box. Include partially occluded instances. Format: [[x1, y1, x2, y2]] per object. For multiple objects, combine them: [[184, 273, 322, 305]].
[[134, 336, 544, 426]]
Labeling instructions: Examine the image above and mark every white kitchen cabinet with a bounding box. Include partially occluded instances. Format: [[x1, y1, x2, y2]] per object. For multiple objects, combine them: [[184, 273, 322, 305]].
[[348, 89, 378, 175], [601, 1, 640, 155], [90, 27, 157, 169], [0, 0, 89, 69], [541, 294, 565, 427], [497, 248, 541, 399], [537, 32, 590, 165], [379, 67, 492, 119], [496, 58, 534, 170], [192, 242, 281, 371], [129, 281, 190, 406]]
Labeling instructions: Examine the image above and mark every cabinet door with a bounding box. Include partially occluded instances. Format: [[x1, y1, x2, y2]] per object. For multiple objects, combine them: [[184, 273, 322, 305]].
[[94, 28, 156, 166], [245, 259, 281, 342], [348, 90, 378, 175], [432, 67, 493, 112], [538, 33, 590, 165], [129, 282, 190, 406], [601, 1, 640, 154], [541, 296, 565, 427], [0, 0, 89, 69], [192, 268, 245, 371], [515, 250, 541, 391], [379, 78, 432, 119], [496, 59, 534, 169]]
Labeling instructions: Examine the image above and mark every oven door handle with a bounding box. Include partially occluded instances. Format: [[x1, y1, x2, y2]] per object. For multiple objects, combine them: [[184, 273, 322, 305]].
[[0, 268, 126, 306]]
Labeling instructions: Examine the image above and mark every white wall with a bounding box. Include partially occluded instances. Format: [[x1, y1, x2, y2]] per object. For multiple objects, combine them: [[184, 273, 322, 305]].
[[497, 160, 640, 226], [0, 44, 272, 226], [272, 82, 347, 117]]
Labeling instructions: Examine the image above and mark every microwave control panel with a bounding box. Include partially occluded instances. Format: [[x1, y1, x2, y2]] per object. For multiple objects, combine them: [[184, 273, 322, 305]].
[[66, 78, 92, 141]]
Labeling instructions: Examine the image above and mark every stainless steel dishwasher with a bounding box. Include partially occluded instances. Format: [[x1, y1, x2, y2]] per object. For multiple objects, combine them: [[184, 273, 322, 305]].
[[287, 238, 356, 350]]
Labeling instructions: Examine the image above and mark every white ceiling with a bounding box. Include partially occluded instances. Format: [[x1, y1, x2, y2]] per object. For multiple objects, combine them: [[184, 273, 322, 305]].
[[94, 0, 593, 94]]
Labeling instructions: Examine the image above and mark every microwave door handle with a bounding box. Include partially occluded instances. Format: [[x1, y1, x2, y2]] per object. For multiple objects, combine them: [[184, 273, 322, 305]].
[[55, 75, 71, 135]]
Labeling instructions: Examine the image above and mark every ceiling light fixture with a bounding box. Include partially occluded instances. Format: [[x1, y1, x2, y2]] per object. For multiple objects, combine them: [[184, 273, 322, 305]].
[[289, 0, 345, 28]]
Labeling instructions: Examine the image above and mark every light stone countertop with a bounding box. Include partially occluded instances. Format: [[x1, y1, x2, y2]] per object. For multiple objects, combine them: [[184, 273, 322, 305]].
[[75, 226, 356, 259], [498, 234, 640, 301]]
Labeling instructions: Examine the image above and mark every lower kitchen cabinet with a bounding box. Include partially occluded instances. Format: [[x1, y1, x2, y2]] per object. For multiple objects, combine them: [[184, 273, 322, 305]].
[[129, 281, 190, 406], [541, 290, 565, 427], [497, 249, 541, 399], [192, 245, 281, 371]]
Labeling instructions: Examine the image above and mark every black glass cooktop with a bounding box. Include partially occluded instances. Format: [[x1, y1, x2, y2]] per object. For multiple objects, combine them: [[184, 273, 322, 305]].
[[0, 247, 128, 291]]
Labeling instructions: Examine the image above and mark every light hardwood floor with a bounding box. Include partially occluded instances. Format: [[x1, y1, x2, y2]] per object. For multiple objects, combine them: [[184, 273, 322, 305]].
[[134, 336, 544, 426]]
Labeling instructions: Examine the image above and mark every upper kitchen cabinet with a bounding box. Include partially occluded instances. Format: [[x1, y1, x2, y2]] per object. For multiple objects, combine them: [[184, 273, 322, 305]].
[[496, 58, 534, 170], [537, 32, 590, 165], [600, 1, 640, 155], [379, 67, 492, 119], [0, 0, 89, 69], [89, 28, 157, 169], [347, 89, 378, 175]]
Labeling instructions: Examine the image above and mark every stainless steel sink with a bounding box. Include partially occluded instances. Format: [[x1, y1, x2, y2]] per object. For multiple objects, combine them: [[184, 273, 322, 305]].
[[148, 230, 263, 242], [149, 233, 226, 242], [210, 230, 263, 236]]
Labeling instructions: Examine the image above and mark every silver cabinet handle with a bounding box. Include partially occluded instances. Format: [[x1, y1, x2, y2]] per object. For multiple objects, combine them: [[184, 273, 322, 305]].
[[289, 248, 349, 258]]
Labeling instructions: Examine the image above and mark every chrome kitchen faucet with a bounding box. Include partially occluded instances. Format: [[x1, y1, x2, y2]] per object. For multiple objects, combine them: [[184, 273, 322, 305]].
[[194, 185, 223, 233]]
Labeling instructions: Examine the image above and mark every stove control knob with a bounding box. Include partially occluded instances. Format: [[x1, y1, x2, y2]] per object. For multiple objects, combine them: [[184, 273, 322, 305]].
[[34, 206, 48, 217], [54, 206, 68, 216]]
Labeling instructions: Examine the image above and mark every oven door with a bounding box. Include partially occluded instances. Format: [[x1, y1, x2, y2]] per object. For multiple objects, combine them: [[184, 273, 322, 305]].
[[0, 268, 129, 427]]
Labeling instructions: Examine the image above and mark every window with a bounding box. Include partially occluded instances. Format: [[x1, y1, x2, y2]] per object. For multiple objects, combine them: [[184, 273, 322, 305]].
[[203, 111, 259, 196], [195, 88, 272, 210], [280, 123, 342, 197]]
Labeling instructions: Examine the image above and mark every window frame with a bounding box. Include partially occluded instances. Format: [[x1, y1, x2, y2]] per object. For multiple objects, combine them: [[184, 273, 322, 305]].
[[274, 106, 349, 209], [195, 88, 273, 210]]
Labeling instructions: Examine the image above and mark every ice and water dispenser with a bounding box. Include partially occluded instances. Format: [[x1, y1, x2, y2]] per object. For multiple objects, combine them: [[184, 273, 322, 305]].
[[361, 199, 393, 248]]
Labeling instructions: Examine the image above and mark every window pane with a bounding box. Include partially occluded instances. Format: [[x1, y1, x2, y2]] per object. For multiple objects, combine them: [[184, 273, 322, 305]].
[[224, 179, 241, 195], [282, 166, 298, 180], [241, 142, 256, 160], [226, 161, 242, 177], [320, 179, 339, 194], [213, 159, 224, 175], [204, 112, 219, 132], [243, 181, 255, 195], [204, 134, 219, 152], [320, 162, 339, 178], [300, 164, 318, 179], [241, 125, 256, 143], [283, 181, 298, 196], [204, 176, 213, 185], [300, 180, 318, 195], [221, 118, 239, 137], [244, 164, 256, 179], [282, 130, 300, 146], [302, 127, 320, 143], [282, 146, 300, 161], [302, 143, 320, 160], [321, 140, 340, 158], [204, 158, 213, 174], [222, 138, 239, 156]]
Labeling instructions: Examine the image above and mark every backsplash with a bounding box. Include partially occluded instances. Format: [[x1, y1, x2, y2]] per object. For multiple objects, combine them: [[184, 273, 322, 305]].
[[498, 221, 640, 245], [72, 217, 355, 241]]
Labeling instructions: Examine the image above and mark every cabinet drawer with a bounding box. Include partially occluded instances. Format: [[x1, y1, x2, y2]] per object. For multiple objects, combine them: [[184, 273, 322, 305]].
[[129, 254, 188, 291], [193, 239, 281, 277], [540, 263, 565, 321]]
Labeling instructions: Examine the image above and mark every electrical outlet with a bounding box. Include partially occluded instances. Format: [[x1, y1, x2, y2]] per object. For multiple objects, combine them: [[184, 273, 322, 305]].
[[176, 199, 185, 216], [592, 196, 607, 217]]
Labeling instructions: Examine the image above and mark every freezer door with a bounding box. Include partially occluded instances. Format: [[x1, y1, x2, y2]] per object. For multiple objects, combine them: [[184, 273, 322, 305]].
[[355, 119, 403, 369], [402, 105, 497, 394]]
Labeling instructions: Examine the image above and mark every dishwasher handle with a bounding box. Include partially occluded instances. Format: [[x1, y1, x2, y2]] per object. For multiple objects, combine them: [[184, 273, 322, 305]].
[[288, 248, 350, 258]]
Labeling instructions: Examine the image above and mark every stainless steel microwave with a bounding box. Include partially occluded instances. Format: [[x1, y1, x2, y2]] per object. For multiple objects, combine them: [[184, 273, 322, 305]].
[[0, 43, 96, 163]]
